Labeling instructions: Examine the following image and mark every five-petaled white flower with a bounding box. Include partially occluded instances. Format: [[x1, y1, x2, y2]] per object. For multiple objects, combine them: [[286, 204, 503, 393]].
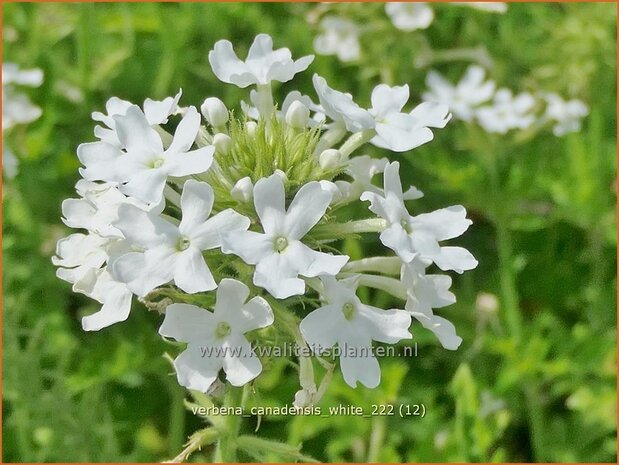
[[476, 88, 536, 134], [159, 279, 274, 392], [209, 33, 314, 88], [78, 105, 214, 204], [221, 173, 349, 299], [112, 180, 249, 296], [385, 2, 435, 31], [91, 90, 182, 147], [314, 16, 361, 62], [401, 258, 461, 350], [423, 66, 496, 122], [300, 276, 412, 388], [361, 161, 478, 273], [369, 84, 451, 152]]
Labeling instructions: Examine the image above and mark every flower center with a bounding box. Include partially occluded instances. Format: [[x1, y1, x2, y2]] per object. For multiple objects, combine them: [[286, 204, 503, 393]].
[[274, 236, 289, 253], [176, 236, 191, 251], [400, 219, 412, 234], [215, 321, 232, 339], [150, 157, 165, 169], [342, 302, 356, 321]]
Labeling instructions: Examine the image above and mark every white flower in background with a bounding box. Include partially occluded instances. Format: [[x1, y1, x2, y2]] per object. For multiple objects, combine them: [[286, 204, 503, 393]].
[[385, 2, 434, 31], [423, 66, 496, 122], [300, 276, 412, 388], [401, 258, 461, 350], [92, 90, 182, 147], [361, 161, 477, 273], [314, 16, 361, 62], [476, 88, 536, 134], [53, 232, 110, 285], [452, 2, 508, 13], [112, 180, 249, 296], [222, 174, 349, 299], [209, 33, 314, 88], [543, 93, 588, 137], [159, 279, 274, 392], [369, 83, 451, 152], [78, 105, 214, 204], [2, 62, 43, 178], [312, 74, 374, 133]]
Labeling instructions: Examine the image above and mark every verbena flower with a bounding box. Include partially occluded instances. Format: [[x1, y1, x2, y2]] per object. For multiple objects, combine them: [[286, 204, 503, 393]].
[[159, 279, 274, 391], [55, 33, 477, 397], [300, 276, 412, 388], [423, 66, 496, 122], [314, 16, 361, 62], [476, 88, 536, 134], [543, 92, 589, 137], [221, 174, 349, 299], [385, 2, 434, 31]]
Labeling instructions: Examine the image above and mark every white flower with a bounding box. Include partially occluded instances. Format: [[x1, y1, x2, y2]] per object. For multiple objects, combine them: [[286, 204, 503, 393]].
[[221, 174, 349, 299], [209, 33, 314, 88], [423, 66, 496, 122], [385, 2, 434, 31], [361, 161, 477, 273], [78, 105, 214, 204], [369, 84, 451, 152], [230, 176, 254, 203], [476, 88, 536, 134], [92, 90, 182, 147], [73, 268, 134, 332], [111, 180, 249, 296], [314, 16, 361, 62], [159, 279, 274, 391], [452, 2, 507, 13], [2, 63, 43, 130], [312, 74, 374, 133], [300, 276, 412, 388], [2, 144, 19, 179], [52, 232, 133, 331], [339, 155, 422, 202], [401, 258, 461, 350], [543, 93, 588, 137], [62, 181, 162, 238]]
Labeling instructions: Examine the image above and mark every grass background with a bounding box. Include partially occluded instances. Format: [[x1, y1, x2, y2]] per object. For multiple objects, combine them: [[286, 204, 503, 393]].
[[2, 2, 617, 462]]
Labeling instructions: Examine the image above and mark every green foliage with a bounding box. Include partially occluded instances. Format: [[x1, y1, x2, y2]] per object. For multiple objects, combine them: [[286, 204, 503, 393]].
[[3, 2, 616, 462]]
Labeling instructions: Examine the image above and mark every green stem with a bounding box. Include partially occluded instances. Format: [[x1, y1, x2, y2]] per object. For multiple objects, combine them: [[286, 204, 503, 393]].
[[167, 380, 186, 456], [495, 214, 522, 341], [311, 218, 387, 240], [214, 386, 244, 462], [366, 415, 386, 462]]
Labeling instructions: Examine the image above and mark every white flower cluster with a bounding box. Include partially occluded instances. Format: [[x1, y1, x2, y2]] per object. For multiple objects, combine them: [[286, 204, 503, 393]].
[[2, 62, 43, 178], [313, 2, 507, 62], [423, 65, 588, 136], [54, 34, 476, 393]]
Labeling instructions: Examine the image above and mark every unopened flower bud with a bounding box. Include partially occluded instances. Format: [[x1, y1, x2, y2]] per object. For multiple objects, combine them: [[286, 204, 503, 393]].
[[245, 121, 258, 136], [231, 176, 254, 203], [475, 292, 499, 316], [213, 133, 232, 155], [285, 100, 310, 129], [319, 149, 342, 170], [201, 97, 229, 128]]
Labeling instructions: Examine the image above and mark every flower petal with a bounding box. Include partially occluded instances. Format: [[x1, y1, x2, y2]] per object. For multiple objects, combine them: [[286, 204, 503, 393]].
[[432, 246, 478, 273], [159, 303, 215, 343], [411, 205, 472, 241], [221, 230, 273, 265], [299, 304, 343, 352], [173, 346, 222, 392], [285, 181, 332, 239], [221, 334, 262, 386], [174, 247, 216, 294], [253, 174, 286, 234], [357, 305, 412, 344], [115, 204, 177, 249], [179, 180, 214, 236], [167, 106, 200, 154], [114, 105, 163, 154], [191, 209, 250, 250], [119, 168, 168, 204], [165, 146, 214, 178]]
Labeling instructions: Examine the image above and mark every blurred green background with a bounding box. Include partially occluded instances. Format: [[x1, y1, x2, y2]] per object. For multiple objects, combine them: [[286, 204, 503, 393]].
[[2, 2, 617, 462]]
